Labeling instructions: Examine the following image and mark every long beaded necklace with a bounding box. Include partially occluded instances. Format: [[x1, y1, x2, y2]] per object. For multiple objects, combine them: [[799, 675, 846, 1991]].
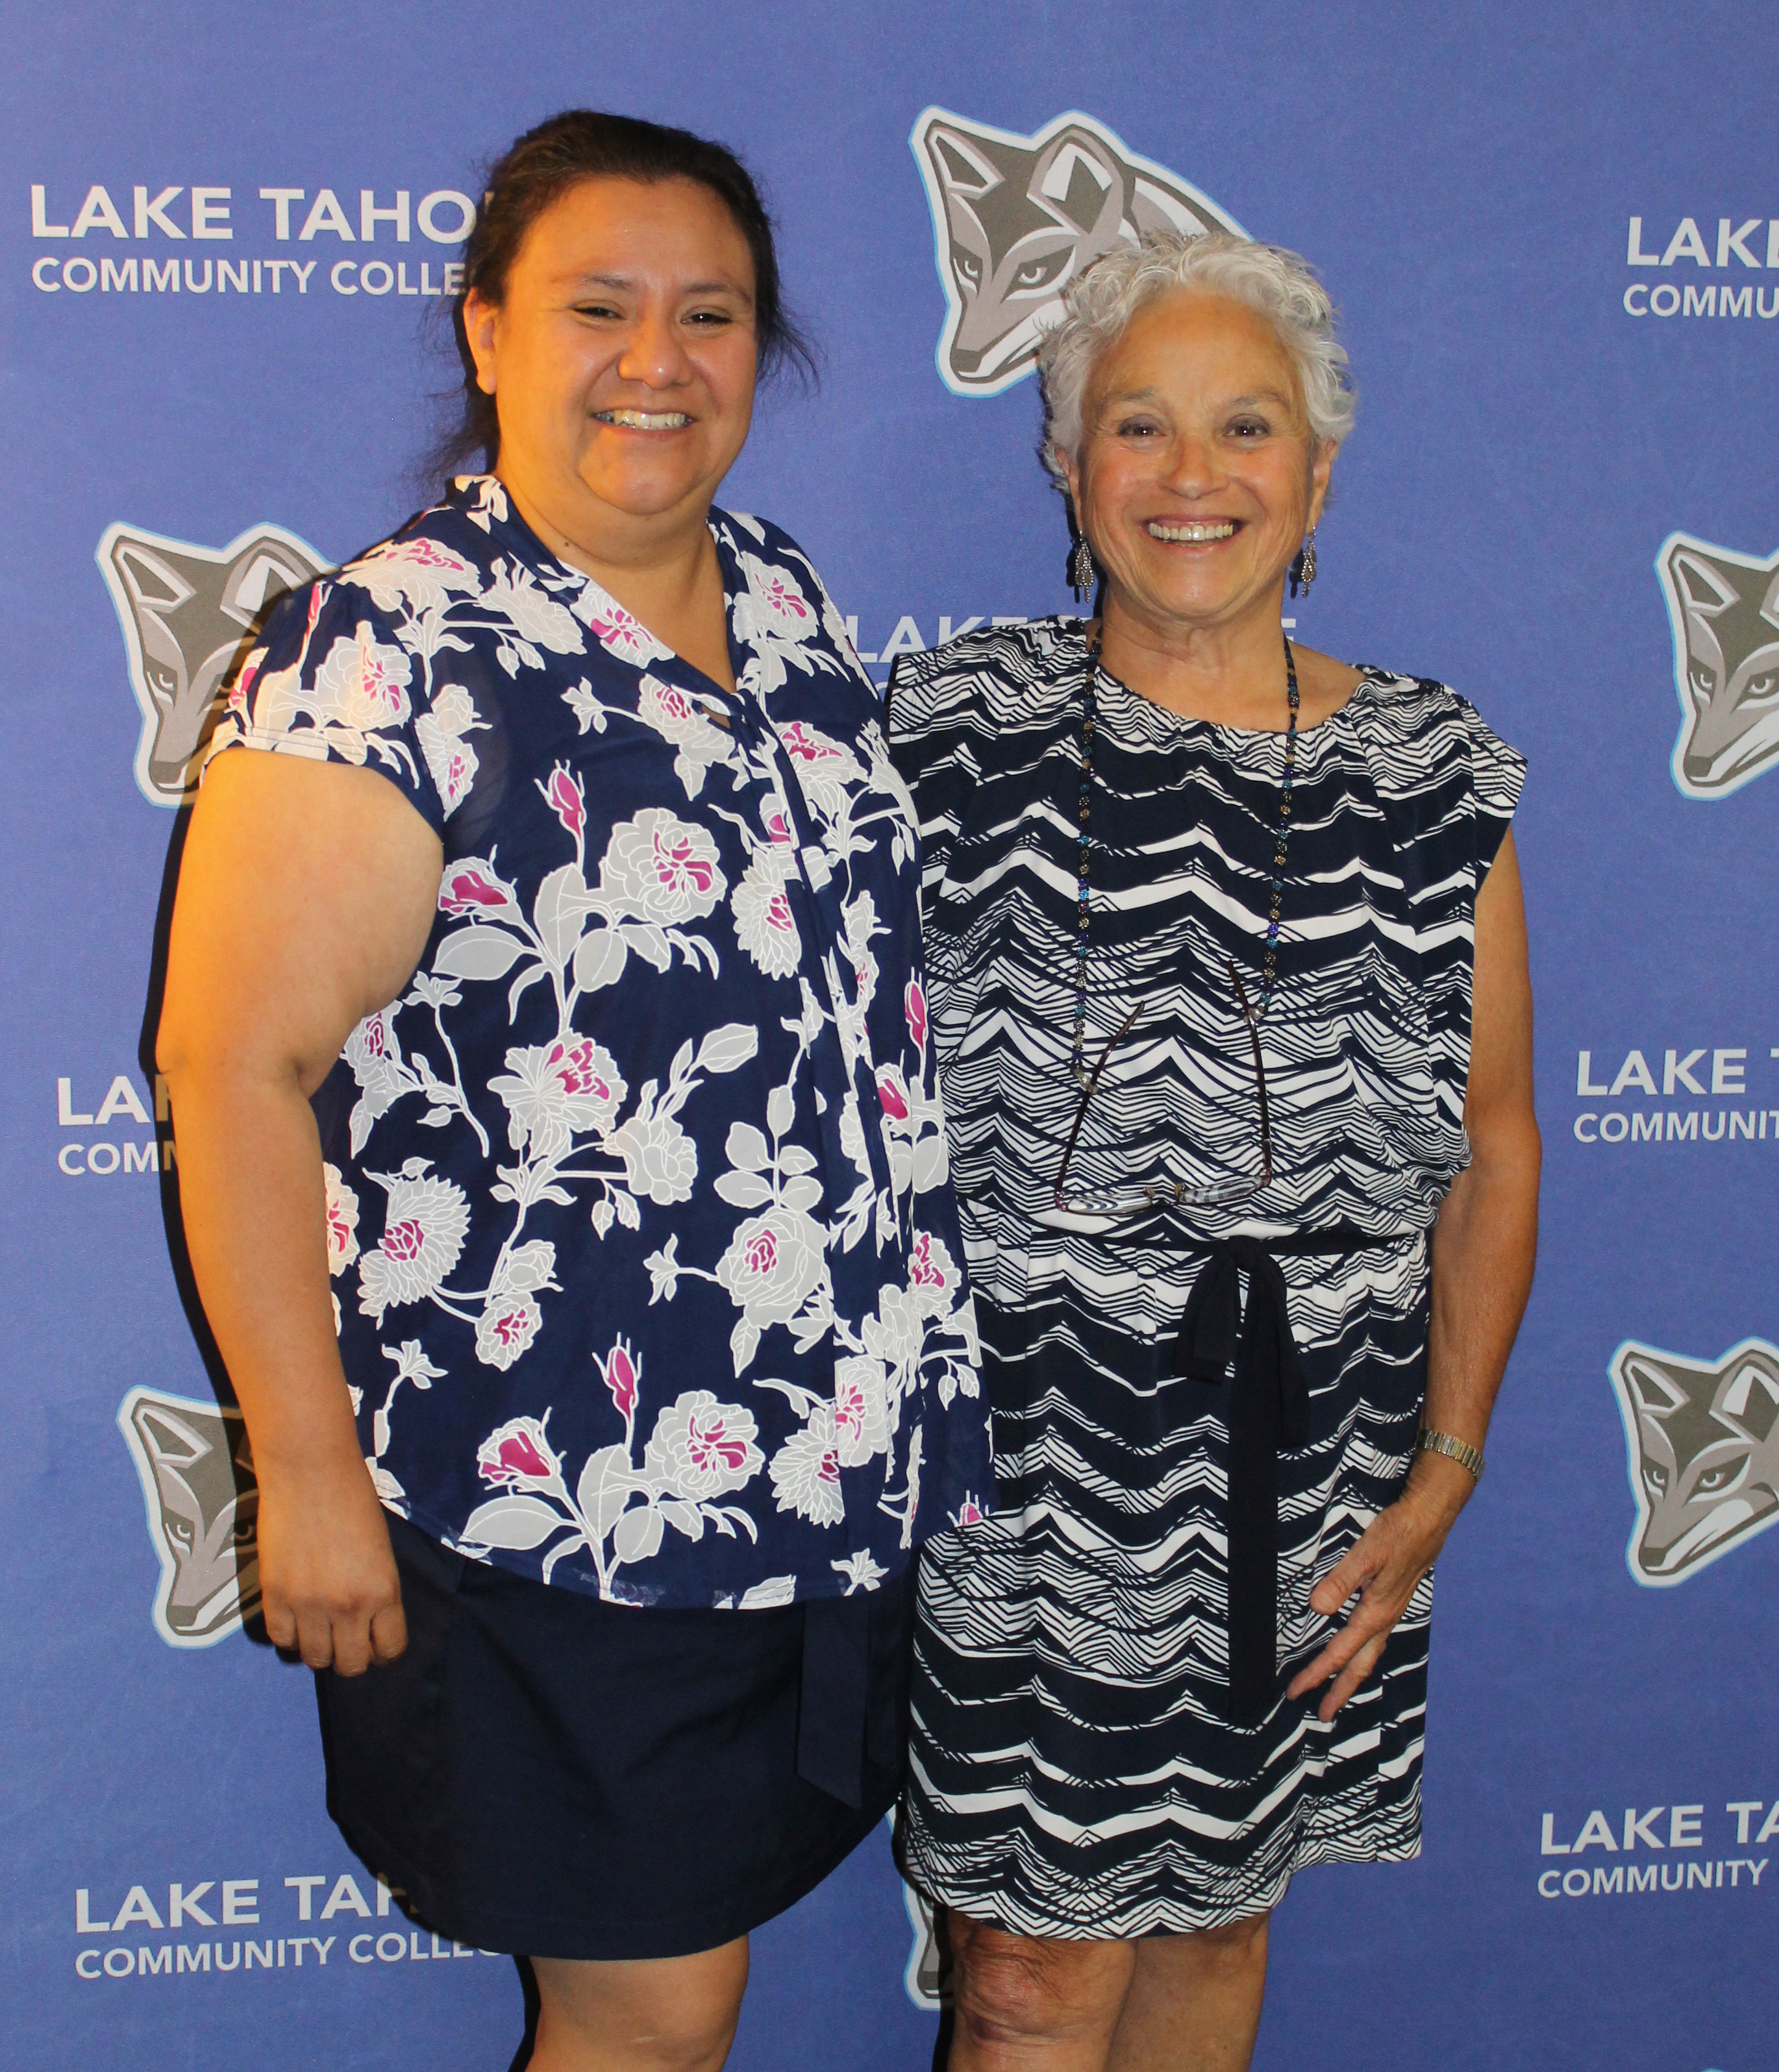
[[1069, 624, 1300, 1085]]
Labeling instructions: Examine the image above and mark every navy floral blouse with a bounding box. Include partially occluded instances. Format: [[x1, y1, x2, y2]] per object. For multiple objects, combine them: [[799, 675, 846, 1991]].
[[209, 475, 989, 1607]]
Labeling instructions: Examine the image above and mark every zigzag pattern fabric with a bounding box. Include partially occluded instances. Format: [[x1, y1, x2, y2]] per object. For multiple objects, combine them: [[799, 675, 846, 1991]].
[[886, 619, 1523, 1936]]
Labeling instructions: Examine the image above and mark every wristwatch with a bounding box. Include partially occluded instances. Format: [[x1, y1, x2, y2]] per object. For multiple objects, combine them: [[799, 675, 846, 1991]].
[[1417, 1428, 1485, 1483]]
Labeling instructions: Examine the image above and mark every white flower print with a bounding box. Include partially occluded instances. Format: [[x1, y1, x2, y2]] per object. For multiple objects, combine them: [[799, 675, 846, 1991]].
[[906, 1230, 960, 1320], [323, 1163, 360, 1274], [489, 1036, 627, 1157], [834, 1355, 891, 1468], [636, 673, 734, 797], [475, 1292, 544, 1370], [310, 624, 415, 733], [734, 551, 819, 644], [482, 565, 586, 654], [342, 1009, 414, 1156], [739, 1575, 799, 1609], [606, 1111, 698, 1205], [840, 890, 884, 1017], [455, 474, 509, 530], [643, 1390, 764, 1501], [598, 808, 727, 926], [226, 480, 993, 1609], [832, 1549, 889, 1594], [863, 1283, 926, 1381], [714, 1205, 832, 1329], [358, 1170, 471, 1321], [770, 1405, 844, 1527], [776, 721, 865, 814], [575, 585, 675, 664], [732, 851, 803, 978], [415, 682, 485, 815], [349, 537, 482, 617]]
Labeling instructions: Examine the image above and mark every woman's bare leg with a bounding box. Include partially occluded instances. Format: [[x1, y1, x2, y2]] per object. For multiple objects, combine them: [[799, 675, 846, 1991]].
[[1106, 1914, 1269, 2072], [947, 1916, 1135, 2070], [529, 1937, 750, 2072]]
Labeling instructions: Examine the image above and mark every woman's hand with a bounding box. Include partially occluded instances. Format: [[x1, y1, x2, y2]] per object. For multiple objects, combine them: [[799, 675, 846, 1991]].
[[1285, 1452, 1474, 1721], [256, 1444, 408, 1677], [1289, 827, 1539, 1723]]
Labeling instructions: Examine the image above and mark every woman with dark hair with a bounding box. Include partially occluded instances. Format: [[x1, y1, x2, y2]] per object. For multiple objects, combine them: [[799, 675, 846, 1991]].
[[158, 110, 988, 2070]]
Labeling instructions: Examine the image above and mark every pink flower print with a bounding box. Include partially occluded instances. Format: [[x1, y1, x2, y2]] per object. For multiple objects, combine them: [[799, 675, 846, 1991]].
[[578, 594, 673, 665], [598, 1337, 640, 1422], [767, 810, 793, 846], [227, 652, 262, 717], [690, 1406, 753, 1476], [905, 978, 927, 1051], [952, 1494, 985, 1529], [768, 1407, 845, 1525], [753, 568, 811, 623], [356, 1172, 471, 1321], [599, 809, 726, 925], [360, 1013, 389, 1061], [473, 1292, 543, 1370], [905, 1230, 958, 1320], [543, 763, 586, 841], [550, 1037, 614, 1103], [323, 1163, 360, 1276], [781, 722, 841, 768], [476, 1413, 562, 1490], [383, 1219, 425, 1261], [734, 854, 802, 979], [438, 863, 514, 917], [877, 1070, 910, 1121], [643, 1390, 764, 1499], [714, 1206, 830, 1329], [656, 826, 714, 898], [356, 640, 410, 724]]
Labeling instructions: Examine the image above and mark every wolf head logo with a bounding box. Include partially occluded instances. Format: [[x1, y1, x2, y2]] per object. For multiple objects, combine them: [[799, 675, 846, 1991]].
[[1608, 1338, 1779, 1585], [97, 521, 328, 806], [902, 1880, 942, 2009], [1658, 533, 1779, 800], [911, 108, 1245, 397], [118, 1386, 260, 1647]]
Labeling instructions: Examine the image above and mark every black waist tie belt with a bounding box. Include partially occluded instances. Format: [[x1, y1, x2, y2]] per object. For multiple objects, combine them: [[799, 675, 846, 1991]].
[[1129, 1222, 1384, 1729]]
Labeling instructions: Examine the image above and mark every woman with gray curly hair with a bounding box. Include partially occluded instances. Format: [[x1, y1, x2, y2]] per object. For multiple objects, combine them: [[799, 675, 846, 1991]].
[[887, 231, 1539, 2068]]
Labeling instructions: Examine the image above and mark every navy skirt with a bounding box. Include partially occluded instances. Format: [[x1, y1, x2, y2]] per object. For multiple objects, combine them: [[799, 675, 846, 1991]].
[[317, 1514, 915, 1960]]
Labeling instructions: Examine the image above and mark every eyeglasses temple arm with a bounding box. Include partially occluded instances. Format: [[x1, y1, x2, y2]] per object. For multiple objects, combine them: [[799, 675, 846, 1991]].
[[1225, 958, 1273, 1185], [1053, 1005, 1141, 1206]]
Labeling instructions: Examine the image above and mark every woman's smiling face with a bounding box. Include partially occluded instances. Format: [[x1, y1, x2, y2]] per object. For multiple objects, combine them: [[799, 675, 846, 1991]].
[[465, 175, 760, 535], [1067, 289, 1334, 635]]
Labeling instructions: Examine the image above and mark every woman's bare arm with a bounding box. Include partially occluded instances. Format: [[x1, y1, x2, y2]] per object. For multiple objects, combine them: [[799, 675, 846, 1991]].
[[157, 749, 442, 1673], [1287, 828, 1541, 1719]]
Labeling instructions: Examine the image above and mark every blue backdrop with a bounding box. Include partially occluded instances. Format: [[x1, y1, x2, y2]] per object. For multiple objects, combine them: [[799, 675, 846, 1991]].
[[4, 5, 1776, 2067]]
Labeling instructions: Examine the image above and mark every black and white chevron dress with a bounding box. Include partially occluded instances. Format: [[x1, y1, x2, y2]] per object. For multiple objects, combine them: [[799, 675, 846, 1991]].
[[886, 619, 1523, 1938]]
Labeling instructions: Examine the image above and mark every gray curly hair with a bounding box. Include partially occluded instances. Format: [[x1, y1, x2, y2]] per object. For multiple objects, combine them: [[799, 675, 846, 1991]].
[[1037, 230, 1356, 484]]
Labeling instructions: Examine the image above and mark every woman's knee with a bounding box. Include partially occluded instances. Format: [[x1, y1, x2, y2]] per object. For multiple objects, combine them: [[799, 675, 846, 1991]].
[[951, 1917, 1134, 2049], [1173, 1910, 1270, 1977], [532, 1939, 749, 2069]]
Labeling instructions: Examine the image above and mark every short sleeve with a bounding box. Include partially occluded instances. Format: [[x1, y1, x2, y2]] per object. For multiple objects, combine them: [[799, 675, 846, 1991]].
[[204, 575, 451, 832], [885, 649, 984, 897], [1452, 694, 1526, 878]]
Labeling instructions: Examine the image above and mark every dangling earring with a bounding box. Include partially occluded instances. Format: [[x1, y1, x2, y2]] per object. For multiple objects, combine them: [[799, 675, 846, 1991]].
[[1289, 525, 1319, 600], [1069, 534, 1096, 602]]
